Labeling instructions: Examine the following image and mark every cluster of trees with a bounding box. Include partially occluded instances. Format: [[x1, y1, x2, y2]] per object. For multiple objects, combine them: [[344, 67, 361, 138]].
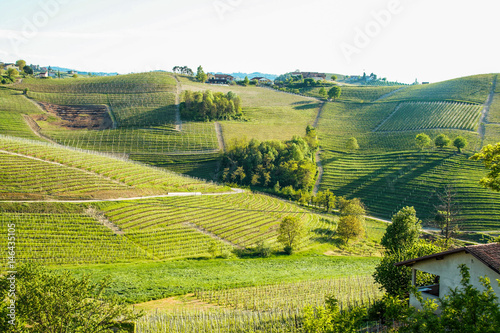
[[196, 65, 207, 83], [415, 133, 468, 152], [172, 66, 193, 76], [273, 72, 341, 100], [180, 90, 243, 121], [1, 59, 34, 84], [221, 126, 318, 192], [0, 263, 140, 332]]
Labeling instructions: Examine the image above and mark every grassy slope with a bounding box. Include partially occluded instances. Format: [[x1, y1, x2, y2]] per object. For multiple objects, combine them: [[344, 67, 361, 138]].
[[178, 77, 320, 143]]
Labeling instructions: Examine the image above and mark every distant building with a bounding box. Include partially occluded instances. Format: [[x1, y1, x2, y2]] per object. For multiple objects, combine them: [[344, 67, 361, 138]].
[[422, 82, 430, 85], [38, 72, 49, 78], [207, 74, 235, 84], [251, 77, 272, 84], [3, 63, 19, 71], [395, 243, 500, 313], [67, 70, 77, 75], [291, 72, 327, 80]]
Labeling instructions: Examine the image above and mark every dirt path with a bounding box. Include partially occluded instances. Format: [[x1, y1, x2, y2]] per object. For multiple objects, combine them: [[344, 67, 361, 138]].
[[478, 75, 497, 148], [173, 75, 182, 131], [22, 114, 59, 144], [373, 86, 407, 102], [313, 102, 325, 128], [0, 188, 245, 203], [313, 151, 323, 195], [372, 103, 402, 132], [185, 222, 241, 248], [215, 122, 225, 152]]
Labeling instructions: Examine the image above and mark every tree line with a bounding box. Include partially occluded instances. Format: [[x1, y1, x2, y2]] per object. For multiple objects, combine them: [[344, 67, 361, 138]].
[[221, 126, 319, 193], [180, 90, 243, 121]]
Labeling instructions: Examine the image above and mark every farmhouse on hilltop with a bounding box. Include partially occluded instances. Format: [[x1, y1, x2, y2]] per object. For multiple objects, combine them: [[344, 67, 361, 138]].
[[251, 77, 272, 84], [291, 71, 326, 80], [395, 243, 500, 311], [3, 63, 19, 71], [207, 73, 234, 84]]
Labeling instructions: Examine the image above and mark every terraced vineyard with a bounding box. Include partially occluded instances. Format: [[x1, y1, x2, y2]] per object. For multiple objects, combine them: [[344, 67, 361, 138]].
[[41, 122, 219, 154], [99, 193, 333, 258], [0, 135, 227, 197], [319, 150, 500, 230], [195, 275, 382, 311], [299, 85, 403, 102], [383, 74, 495, 104], [375, 101, 483, 132], [0, 212, 145, 265]]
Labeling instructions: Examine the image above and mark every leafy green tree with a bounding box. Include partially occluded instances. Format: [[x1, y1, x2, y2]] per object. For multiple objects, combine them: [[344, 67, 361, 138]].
[[470, 142, 500, 191], [15, 60, 26, 71], [336, 198, 366, 243], [434, 134, 451, 148], [381, 206, 421, 253], [23, 65, 33, 75], [415, 133, 431, 150], [435, 185, 461, 247], [196, 65, 207, 83], [402, 264, 500, 333], [318, 87, 327, 98], [7, 68, 19, 79], [330, 75, 337, 81], [453, 136, 467, 153], [243, 76, 250, 86], [277, 216, 305, 254], [346, 137, 359, 152], [373, 241, 440, 297], [327, 86, 341, 101], [0, 263, 141, 332]]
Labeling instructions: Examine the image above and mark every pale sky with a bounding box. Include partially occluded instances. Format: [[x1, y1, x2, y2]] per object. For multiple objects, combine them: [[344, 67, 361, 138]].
[[0, 0, 498, 83]]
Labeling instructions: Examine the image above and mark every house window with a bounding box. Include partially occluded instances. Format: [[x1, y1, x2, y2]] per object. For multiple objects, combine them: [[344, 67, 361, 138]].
[[417, 273, 440, 297]]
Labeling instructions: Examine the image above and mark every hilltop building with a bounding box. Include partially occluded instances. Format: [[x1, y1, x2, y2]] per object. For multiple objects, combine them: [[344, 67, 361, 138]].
[[251, 77, 272, 84], [291, 72, 326, 80], [207, 73, 235, 84], [395, 243, 500, 312]]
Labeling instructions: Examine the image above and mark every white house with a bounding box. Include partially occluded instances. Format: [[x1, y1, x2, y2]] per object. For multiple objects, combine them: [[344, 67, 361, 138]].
[[395, 243, 500, 312]]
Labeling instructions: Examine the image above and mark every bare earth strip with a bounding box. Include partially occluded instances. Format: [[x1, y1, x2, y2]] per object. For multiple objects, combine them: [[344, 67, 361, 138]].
[[174, 75, 182, 131], [215, 122, 225, 152], [478, 75, 497, 147], [373, 86, 407, 102]]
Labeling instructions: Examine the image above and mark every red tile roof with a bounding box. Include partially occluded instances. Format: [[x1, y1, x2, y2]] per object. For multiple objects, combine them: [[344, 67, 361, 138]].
[[395, 243, 500, 275]]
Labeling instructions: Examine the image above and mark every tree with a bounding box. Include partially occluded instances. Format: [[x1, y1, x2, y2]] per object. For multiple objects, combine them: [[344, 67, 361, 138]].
[[401, 265, 500, 333], [327, 86, 341, 101], [277, 216, 305, 254], [453, 136, 467, 153], [346, 137, 359, 152], [470, 142, 500, 191], [196, 65, 207, 83], [373, 241, 440, 297], [435, 134, 451, 148], [434, 185, 461, 247], [23, 65, 33, 75], [15, 60, 26, 72], [318, 87, 327, 98], [330, 75, 337, 81], [336, 198, 366, 243], [415, 133, 431, 150], [381, 206, 421, 253], [243, 76, 250, 86], [337, 215, 365, 244], [7, 68, 19, 79], [0, 263, 141, 332]]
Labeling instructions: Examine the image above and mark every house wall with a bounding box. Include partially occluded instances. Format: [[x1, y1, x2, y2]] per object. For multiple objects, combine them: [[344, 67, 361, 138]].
[[409, 251, 500, 310]]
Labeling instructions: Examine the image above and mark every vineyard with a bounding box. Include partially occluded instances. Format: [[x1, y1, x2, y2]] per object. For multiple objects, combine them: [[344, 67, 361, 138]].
[[0, 135, 228, 197], [195, 275, 382, 312], [319, 150, 500, 230], [382, 74, 495, 104], [375, 101, 483, 132], [98, 193, 334, 254], [0, 212, 146, 265]]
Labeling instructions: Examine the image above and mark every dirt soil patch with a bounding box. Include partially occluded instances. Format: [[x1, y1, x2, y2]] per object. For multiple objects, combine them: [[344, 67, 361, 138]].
[[35, 101, 113, 130]]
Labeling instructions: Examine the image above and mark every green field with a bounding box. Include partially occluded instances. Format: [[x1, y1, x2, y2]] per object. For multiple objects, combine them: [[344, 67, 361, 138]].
[[61, 255, 380, 303]]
